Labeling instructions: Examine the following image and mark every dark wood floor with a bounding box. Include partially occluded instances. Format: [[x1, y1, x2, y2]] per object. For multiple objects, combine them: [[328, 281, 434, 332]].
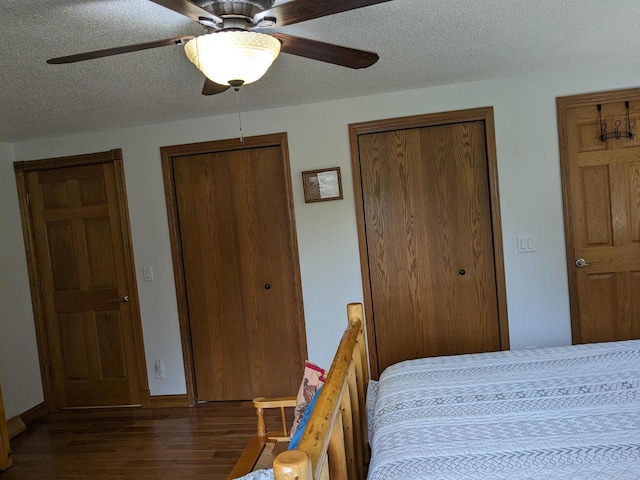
[[3, 401, 286, 479]]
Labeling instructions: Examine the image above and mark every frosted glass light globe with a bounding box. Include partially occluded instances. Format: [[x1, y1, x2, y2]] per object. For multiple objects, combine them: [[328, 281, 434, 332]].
[[184, 31, 281, 86]]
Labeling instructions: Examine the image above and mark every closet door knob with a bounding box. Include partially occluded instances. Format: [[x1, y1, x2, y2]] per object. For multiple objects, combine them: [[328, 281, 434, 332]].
[[264, 284, 271, 290], [459, 269, 466, 276]]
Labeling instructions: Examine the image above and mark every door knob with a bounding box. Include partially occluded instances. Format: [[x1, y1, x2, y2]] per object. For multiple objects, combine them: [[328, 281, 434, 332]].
[[110, 295, 130, 303], [575, 258, 593, 268], [264, 284, 271, 290], [459, 269, 466, 276]]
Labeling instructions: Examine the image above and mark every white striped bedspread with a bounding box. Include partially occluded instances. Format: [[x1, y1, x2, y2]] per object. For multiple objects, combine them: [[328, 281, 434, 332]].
[[366, 340, 640, 480]]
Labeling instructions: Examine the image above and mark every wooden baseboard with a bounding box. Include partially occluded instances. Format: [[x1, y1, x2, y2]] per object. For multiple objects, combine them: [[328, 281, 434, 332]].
[[149, 394, 190, 408], [6, 417, 26, 439], [7, 402, 48, 439], [20, 402, 48, 426]]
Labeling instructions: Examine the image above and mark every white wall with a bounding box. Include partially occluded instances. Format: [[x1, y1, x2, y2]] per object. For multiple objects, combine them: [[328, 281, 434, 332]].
[[3, 61, 640, 410], [0, 142, 44, 418]]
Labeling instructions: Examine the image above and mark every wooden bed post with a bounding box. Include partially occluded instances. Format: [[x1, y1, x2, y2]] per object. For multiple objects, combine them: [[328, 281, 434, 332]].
[[273, 450, 313, 479]]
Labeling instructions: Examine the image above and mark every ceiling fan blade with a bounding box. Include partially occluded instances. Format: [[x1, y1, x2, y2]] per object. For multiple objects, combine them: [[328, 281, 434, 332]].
[[271, 33, 378, 69], [259, 0, 394, 27], [147, 0, 222, 25], [202, 79, 231, 96], [47, 36, 195, 64]]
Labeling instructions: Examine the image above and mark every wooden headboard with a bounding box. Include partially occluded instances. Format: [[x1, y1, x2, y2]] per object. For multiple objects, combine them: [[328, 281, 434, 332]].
[[273, 303, 369, 480]]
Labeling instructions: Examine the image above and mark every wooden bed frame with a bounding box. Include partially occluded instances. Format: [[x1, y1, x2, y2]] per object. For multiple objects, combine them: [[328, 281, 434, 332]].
[[230, 302, 370, 480], [274, 302, 369, 480]]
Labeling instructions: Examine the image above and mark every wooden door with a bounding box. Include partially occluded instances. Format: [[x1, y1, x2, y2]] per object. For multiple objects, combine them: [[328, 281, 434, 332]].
[[168, 136, 306, 401], [351, 109, 508, 377], [23, 154, 146, 408], [558, 89, 640, 344]]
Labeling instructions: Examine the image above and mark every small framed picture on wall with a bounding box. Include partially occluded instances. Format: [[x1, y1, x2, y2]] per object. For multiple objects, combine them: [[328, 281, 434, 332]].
[[302, 167, 343, 203]]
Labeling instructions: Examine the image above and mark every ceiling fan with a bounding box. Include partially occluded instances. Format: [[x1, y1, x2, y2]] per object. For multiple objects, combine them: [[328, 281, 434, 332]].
[[47, 0, 395, 96]]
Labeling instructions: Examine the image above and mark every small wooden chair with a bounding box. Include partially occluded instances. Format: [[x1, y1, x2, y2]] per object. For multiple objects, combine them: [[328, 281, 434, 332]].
[[227, 396, 296, 479], [253, 396, 297, 441]]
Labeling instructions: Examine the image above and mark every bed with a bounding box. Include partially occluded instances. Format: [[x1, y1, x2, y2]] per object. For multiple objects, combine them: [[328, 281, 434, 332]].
[[368, 338, 640, 479], [264, 304, 640, 480]]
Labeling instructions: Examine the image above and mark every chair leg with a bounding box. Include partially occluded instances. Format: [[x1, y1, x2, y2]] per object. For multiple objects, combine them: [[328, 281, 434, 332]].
[[280, 407, 288, 437], [257, 407, 267, 438]]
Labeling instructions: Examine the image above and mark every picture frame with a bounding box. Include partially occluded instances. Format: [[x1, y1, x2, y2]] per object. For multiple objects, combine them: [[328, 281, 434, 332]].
[[302, 167, 343, 203]]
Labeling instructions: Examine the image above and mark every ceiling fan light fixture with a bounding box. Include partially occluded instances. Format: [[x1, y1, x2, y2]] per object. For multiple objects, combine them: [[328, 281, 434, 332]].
[[184, 31, 281, 87]]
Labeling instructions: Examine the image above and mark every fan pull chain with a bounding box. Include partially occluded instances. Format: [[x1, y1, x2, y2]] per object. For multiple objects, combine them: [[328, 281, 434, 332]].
[[234, 87, 244, 143]]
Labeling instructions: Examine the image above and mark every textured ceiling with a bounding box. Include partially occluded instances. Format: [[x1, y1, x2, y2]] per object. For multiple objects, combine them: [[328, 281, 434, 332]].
[[1, 0, 638, 143]]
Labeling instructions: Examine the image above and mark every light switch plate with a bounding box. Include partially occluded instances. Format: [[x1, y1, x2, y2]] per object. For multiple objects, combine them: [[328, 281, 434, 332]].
[[517, 235, 535, 253], [143, 266, 154, 282]]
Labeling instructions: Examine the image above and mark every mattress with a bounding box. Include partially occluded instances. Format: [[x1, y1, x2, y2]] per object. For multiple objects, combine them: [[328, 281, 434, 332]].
[[367, 340, 640, 480]]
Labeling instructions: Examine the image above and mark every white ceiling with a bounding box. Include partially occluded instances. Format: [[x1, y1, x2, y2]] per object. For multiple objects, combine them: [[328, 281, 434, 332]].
[[1, 0, 638, 143]]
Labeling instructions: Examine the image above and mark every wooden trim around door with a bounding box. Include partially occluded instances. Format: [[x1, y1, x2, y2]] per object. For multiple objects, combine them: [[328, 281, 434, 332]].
[[160, 133, 303, 405], [160, 149, 197, 407], [14, 166, 52, 408], [348, 107, 510, 378], [556, 87, 640, 342], [13, 149, 150, 410]]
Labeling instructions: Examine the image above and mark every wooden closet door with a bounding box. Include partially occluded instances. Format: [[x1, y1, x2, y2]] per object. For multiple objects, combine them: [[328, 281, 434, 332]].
[[228, 146, 307, 396], [358, 121, 502, 373], [173, 153, 251, 400], [173, 145, 306, 401]]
